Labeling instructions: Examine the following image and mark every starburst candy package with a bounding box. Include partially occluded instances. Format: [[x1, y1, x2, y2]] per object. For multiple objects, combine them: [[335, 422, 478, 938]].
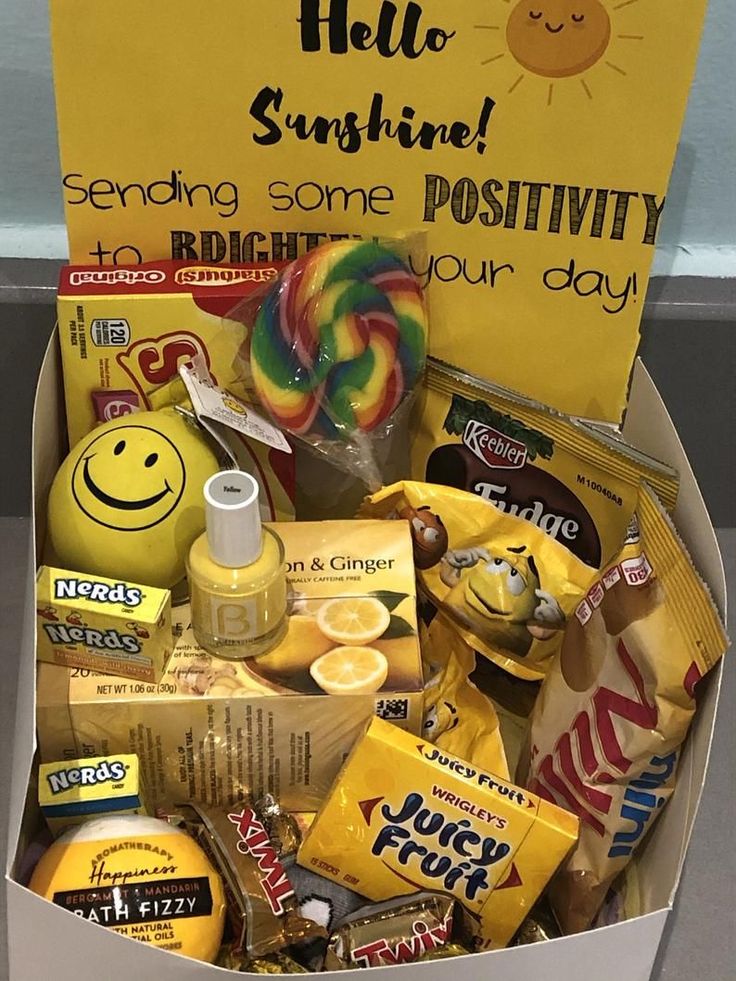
[[520, 483, 728, 934], [56, 260, 295, 522], [229, 238, 429, 517], [297, 717, 579, 950], [412, 360, 679, 569], [362, 480, 597, 680]]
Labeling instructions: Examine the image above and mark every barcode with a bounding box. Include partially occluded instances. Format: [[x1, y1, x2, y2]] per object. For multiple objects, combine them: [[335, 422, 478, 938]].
[[375, 698, 409, 721]]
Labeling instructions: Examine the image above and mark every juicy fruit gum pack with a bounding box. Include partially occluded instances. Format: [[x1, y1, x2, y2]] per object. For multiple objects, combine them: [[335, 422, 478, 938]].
[[520, 483, 728, 934], [56, 260, 294, 521], [36, 566, 172, 683], [362, 481, 597, 680], [413, 360, 679, 569], [36, 520, 424, 812], [297, 717, 578, 950]]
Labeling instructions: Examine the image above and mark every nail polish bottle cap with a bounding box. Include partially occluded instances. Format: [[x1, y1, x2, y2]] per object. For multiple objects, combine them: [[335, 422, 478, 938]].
[[203, 470, 263, 568]]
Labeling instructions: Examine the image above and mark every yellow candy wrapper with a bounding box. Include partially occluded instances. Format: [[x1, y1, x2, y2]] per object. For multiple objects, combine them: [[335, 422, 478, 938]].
[[297, 717, 578, 950], [412, 360, 679, 569], [361, 481, 597, 680], [520, 483, 728, 934], [421, 614, 509, 781]]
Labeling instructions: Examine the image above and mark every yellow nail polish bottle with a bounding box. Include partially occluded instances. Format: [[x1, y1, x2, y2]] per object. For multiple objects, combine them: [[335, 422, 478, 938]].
[[187, 470, 287, 659]]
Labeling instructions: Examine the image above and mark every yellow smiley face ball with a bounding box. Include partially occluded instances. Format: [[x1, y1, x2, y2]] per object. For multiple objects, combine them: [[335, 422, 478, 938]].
[[48, 409, 220, 589]]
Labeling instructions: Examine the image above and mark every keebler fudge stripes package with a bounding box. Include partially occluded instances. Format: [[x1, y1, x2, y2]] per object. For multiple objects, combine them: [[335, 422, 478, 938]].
[[412, 359, 679, 570]]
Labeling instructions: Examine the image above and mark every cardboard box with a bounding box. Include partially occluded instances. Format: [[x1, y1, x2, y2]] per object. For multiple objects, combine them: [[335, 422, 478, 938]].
[[5, 333, 728, 980], [36, 566, 172, 682]]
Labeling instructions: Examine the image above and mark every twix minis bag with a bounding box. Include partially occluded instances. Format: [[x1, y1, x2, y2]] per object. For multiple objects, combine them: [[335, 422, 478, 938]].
[[520, 483, 728, 934], [413, 360, 679, 569], [297, 717, 578, 950], [362, 481, 596, 680]]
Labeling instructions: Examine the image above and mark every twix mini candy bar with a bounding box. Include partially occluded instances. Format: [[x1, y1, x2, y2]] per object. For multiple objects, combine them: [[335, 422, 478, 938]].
[[324, 893, 455, 971], [297, 717, 578, 950], [176, 802, 325, 960], [413, 359, 679, 569]]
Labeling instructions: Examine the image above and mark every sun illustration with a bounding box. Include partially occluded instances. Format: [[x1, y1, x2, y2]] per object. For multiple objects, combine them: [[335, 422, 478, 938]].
[[475, 0, 644, 104]]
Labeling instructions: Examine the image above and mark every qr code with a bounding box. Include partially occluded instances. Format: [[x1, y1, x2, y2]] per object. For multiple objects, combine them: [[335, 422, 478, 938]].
[[375, 698, 409, 721]]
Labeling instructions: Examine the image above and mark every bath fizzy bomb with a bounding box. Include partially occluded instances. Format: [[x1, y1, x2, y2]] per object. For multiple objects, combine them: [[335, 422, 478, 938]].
[[48, 409, 220, 589], [29, 814, 226, 963]]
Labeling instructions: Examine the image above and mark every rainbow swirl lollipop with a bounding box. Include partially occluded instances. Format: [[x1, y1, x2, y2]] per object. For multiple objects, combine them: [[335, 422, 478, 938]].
[[251, 240, 427, 440]]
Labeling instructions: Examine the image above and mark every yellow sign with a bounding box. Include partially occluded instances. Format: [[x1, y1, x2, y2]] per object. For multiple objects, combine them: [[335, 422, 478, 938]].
[[50, 0, 708, 421]]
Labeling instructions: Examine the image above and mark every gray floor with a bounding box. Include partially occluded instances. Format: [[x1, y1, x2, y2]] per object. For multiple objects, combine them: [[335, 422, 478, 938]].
[[0, 278, 734, 979]]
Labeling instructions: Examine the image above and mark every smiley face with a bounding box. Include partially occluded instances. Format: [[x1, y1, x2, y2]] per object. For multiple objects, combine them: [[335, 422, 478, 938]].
[[48, 409, 220, 589], [71, 425, 186, 532], [222, 396, 248, 416], [506, 0, 611, 78], [465, 552, 540, 625]]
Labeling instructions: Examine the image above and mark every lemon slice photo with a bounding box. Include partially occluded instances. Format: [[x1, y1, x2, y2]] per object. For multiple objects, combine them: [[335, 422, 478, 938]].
[[316, 596, 391, 645], [310, 646, 388, 695]]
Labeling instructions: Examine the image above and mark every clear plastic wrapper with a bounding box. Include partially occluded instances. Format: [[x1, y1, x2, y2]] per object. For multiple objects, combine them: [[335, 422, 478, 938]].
[[230, 237, 429, 517]]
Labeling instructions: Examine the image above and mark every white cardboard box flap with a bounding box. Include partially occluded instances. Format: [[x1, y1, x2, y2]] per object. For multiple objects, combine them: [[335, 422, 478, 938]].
[[5, 334, 726, 981]]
